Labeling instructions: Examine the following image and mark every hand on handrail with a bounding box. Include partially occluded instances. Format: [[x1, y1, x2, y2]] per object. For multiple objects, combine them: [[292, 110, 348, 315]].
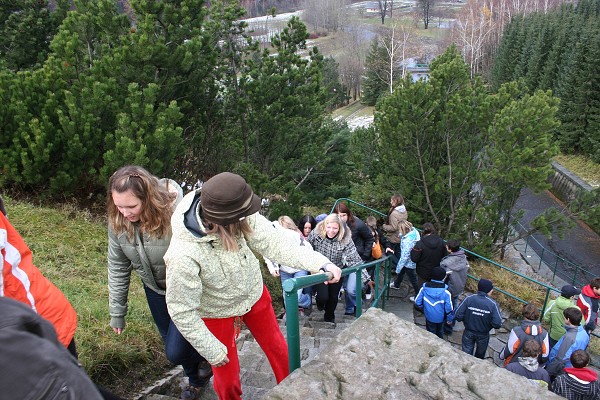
[[323, 263, 341, 285]]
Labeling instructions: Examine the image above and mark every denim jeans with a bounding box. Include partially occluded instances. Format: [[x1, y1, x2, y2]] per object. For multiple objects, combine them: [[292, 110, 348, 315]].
[[144, 285, 209, 387], [461, 329, 490, 359], [280, 270, 311, 309], [343, 272, 357, 314]]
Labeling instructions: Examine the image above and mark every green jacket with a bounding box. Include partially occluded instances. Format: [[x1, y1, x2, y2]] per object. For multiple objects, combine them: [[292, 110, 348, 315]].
[[543, 295, 580, 342], [165, 190, 332, 365], [107, 178, 183, 329]]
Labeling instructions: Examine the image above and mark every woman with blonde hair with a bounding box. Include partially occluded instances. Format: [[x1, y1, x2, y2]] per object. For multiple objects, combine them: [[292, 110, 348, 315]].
[[107, 165, 211, 400], [164, 172, 341, 400], [307, 214, 371, 323], [264, 215, 314, 317], [390, 220, 421, 301]]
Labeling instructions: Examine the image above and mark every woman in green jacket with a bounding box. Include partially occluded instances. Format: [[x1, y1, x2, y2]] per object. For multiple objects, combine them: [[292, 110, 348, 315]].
[[107, 165, 211, 400]]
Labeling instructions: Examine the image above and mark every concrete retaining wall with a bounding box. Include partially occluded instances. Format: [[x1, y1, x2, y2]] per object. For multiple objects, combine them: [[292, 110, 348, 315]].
[[549, 161, 594, 203]]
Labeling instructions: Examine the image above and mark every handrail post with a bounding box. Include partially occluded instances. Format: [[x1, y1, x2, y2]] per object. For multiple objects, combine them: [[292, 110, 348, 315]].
[[539, 247, 545, 270], [356, 269, 363, 318], [283, 280, 301, 373], [541, 287, 552, 318]]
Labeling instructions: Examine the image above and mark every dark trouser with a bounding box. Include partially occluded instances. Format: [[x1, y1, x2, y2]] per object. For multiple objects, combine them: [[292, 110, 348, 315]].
[[426, 320, 445, 339], [315, 280, 343, 322], [393, 267, 420, 295], [461, 329, 490, 359], [144, 285, 211, 387], [386, 242, 401, 266]]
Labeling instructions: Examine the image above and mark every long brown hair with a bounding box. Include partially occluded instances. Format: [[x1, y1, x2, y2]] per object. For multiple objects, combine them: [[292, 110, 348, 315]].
[[204, 219, 253, 252], [107, 165, 176, 239]]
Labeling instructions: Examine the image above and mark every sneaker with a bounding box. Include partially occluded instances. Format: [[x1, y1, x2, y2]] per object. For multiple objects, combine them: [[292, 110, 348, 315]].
[[181, 385, 201, 400], [409, 296, 415, 302], [365, 292, 372, 300], [338, 288, 345, 300], [298, 308, 305, 317], [389, 282, 400, 289]]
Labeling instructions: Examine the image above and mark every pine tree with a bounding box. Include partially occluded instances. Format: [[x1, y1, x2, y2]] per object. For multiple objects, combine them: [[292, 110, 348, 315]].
[[361, 38, 389, 106]]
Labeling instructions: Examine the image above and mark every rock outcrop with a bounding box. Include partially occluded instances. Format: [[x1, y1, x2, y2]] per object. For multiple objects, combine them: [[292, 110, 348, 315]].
[[265, 308, 560, 400]]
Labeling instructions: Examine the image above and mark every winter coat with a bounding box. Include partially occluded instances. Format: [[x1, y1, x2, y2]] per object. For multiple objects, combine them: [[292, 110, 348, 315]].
[[410, 234, 447, 281], [347, 217, 374, 261], [414, 280, 454, 323], [382, 205, 407, 244], [544, 295, 581, 342], [455, 291, 502, 334], [551, 367, 600, 399], [548, 324, 589, 368], [500, 319, 550, 365], [0, 297, 103, 400], [505, 357, 550, 388], [308, 222, 370, 284], [577, 285, 600, 332], [440, 250, 469, 298], [107, 178, 183, 330], [265, 225, 313, 275], [396, 227, 420, 273], [165, 190, 333, 365], [1, 212, 77, 348]]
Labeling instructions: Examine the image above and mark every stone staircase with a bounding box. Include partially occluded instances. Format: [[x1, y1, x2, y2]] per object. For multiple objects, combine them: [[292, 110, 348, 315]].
[[135, 298, 361, 400]]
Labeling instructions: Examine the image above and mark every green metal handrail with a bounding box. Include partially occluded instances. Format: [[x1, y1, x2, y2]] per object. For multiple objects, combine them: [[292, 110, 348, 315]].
[[515, 220, 598, 286], [282, 256, 392, 372]]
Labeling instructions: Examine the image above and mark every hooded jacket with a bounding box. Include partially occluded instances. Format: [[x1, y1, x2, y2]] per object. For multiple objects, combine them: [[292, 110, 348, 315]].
[[165, 190, 332, 365], [551, 367, 600, 399], [382, 205, 407, 244], [440, 250, 469, 298], [414, 280, 454, 323], [577, 284, 600, 332], [107, 178, 183, 330], [410, 234, 447, 281], [548, 324, 590, 368], [499, 319, 550, 365], [505, 356, 550, 388], [396, 227, 420, 273], [544, 295, 580, 342], [1, 212, 77, 348]]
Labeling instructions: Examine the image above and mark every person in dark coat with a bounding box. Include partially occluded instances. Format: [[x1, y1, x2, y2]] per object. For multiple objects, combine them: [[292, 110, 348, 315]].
[[0, 297, 105, 400], [410, 222, 447, 287]]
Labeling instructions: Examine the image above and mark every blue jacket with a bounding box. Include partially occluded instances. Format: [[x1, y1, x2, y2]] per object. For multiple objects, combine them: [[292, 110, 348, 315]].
[[548, 324, 589, 368], [415, 280, 454, 323], [455, 292, 502, 334]]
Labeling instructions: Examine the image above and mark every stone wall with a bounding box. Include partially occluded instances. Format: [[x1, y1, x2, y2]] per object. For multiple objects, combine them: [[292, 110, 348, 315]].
[[265, 308, 560, 400], [549, 161, 594, 203]]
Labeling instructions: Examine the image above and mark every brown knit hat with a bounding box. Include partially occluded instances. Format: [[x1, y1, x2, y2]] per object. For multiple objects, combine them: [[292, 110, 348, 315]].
[[201, 172, 261, 225]]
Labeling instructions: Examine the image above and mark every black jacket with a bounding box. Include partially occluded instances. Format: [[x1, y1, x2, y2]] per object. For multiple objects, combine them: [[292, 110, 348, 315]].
[[410, 234, 447, 280], [0, 297, 104, 400], [348, 217, 375, 261], [455, 292, 503, 334]]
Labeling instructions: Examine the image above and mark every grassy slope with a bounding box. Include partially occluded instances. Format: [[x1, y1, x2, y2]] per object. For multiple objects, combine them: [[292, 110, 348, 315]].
[[4, 197, 169, 397]]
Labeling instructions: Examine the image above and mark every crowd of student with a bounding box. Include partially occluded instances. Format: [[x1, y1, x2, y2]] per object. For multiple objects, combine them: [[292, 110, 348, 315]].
[[2, 170, 600, 400]]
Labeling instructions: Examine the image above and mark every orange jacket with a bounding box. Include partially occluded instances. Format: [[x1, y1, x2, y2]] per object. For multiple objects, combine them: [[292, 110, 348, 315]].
[[0, 212, 77, 348]]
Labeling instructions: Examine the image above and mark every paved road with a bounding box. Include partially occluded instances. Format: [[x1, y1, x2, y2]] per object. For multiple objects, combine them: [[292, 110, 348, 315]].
[[514, 188, 600, 285]]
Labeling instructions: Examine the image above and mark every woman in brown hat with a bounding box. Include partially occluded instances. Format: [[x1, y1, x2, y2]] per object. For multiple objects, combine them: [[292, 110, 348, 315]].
[[164, 172, 341, 400]]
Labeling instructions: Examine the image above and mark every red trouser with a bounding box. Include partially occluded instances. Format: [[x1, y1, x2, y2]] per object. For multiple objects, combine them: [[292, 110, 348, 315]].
[[203, 285, 289, 399]]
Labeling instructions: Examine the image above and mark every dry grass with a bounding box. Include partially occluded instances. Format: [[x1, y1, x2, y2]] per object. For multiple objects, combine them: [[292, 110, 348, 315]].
[[555, 153, 600, 188]]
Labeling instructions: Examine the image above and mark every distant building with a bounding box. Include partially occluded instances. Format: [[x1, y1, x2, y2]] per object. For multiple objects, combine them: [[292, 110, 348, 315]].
[[406, 64, 430, 82]]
